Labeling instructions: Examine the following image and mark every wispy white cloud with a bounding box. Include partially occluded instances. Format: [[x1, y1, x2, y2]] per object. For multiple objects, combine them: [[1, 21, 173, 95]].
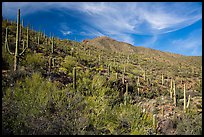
[[139, 35, 158, 48], [61, 30, 72, 36], [110, 34, 135, 45], [3, 2, 202, 35], [80, 26, 105, 37], [171, 29, 202, 56]]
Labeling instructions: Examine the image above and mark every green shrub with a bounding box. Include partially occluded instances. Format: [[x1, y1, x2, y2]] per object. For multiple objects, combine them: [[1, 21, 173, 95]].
[[23, 53, 46, 72], [61, 55, 78, 73], [176, 111, 202, 135], [2, 73, 89, 135]]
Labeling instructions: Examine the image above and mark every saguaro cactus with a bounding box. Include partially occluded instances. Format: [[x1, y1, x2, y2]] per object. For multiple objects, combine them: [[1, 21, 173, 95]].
[[169, 79, 173, 99], [162, 74, 164, 85], [169, 88, 173, 99], [122, 72, 125, 84], [48, 57, 52, 73], [20, 19, 23, 41], [137, 76, 140, 86], [170, 79, 173, 89], [143, 70, 146, 81], [124, 82, 129, 105], [183, 84, 186, 112], [108, 64, 111, 76], [73, 67, 76, 90], [161, 96, 164, 117], [153, 114, 157, 133], [186, 95, 191, 109], [173, 81, 176, 106], [5, 9, 28, 71], [115, 72, 118, 79], [37, 33, 40, 45], [51, 36, 54, 54]]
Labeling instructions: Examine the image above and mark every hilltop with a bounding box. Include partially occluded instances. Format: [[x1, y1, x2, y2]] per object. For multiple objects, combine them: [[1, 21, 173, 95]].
[[82, 36, 202, 69]]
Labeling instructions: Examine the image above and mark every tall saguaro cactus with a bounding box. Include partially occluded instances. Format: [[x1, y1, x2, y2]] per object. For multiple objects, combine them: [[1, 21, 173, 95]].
[[170, 79, 173, 89], [5, 9, 28, 71], [153, 114, 157, 133], [37, 33, 40, 45], [137, 76, 140, 86], [162, 74, 164, 85], [108, 64, 111, 76], [51, 36, 54, 54], [143, 70, 146, 81], [173, 81, 176, 106], [122, 67, 125, 84], [183, 84, 186, 112], [169, 79, 173, 99], [48, 35, 56, 81], [186, 95, 191, 109], [124, 82, 129, 105]]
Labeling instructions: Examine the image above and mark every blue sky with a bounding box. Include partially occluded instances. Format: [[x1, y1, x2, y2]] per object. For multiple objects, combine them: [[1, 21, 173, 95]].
[[2, 2, 202, 56]]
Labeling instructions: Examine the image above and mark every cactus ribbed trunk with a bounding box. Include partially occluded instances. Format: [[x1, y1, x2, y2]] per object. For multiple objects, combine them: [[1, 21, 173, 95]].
[[143, 70, 146, 81], [51, 37, 54, 54], [137, 76, 140, 86], [52, 58, 55, 68], [173, 81, 176, 106], [73, 67, 76, 91], [184, 84, 186, 112], [126, 82, 128, 94], [153, 114, 157, 133], [5, 27, 9, 52], [169, 79, 173, 99], [124, 83, 128, 105], [37, 35, 40, 45], [170, 88, 173, 99], [14, 9, 20, 71], [48, 57, 52, 81], [186, 95, 191, 109], [122, 73, 125, 84], [26, 27, 29, 48], [122, 66, 125, 84], [108, 64, 110, 76]]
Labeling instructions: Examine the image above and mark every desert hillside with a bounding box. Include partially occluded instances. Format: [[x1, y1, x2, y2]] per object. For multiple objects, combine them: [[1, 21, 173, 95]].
[[2, 15, 202, 135]]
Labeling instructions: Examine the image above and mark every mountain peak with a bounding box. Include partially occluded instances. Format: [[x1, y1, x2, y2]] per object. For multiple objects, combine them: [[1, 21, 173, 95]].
[[92, 36, 116, 41]]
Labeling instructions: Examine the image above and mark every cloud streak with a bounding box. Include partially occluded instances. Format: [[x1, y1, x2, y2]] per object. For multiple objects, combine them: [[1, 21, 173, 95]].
[[61, 30, 72, 36], [3, 2, 202, 35], [171, 29, 202, 56]]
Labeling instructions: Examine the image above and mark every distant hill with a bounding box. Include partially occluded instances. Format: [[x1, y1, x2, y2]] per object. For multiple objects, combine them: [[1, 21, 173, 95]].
[[82, 36, 202, 68]]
